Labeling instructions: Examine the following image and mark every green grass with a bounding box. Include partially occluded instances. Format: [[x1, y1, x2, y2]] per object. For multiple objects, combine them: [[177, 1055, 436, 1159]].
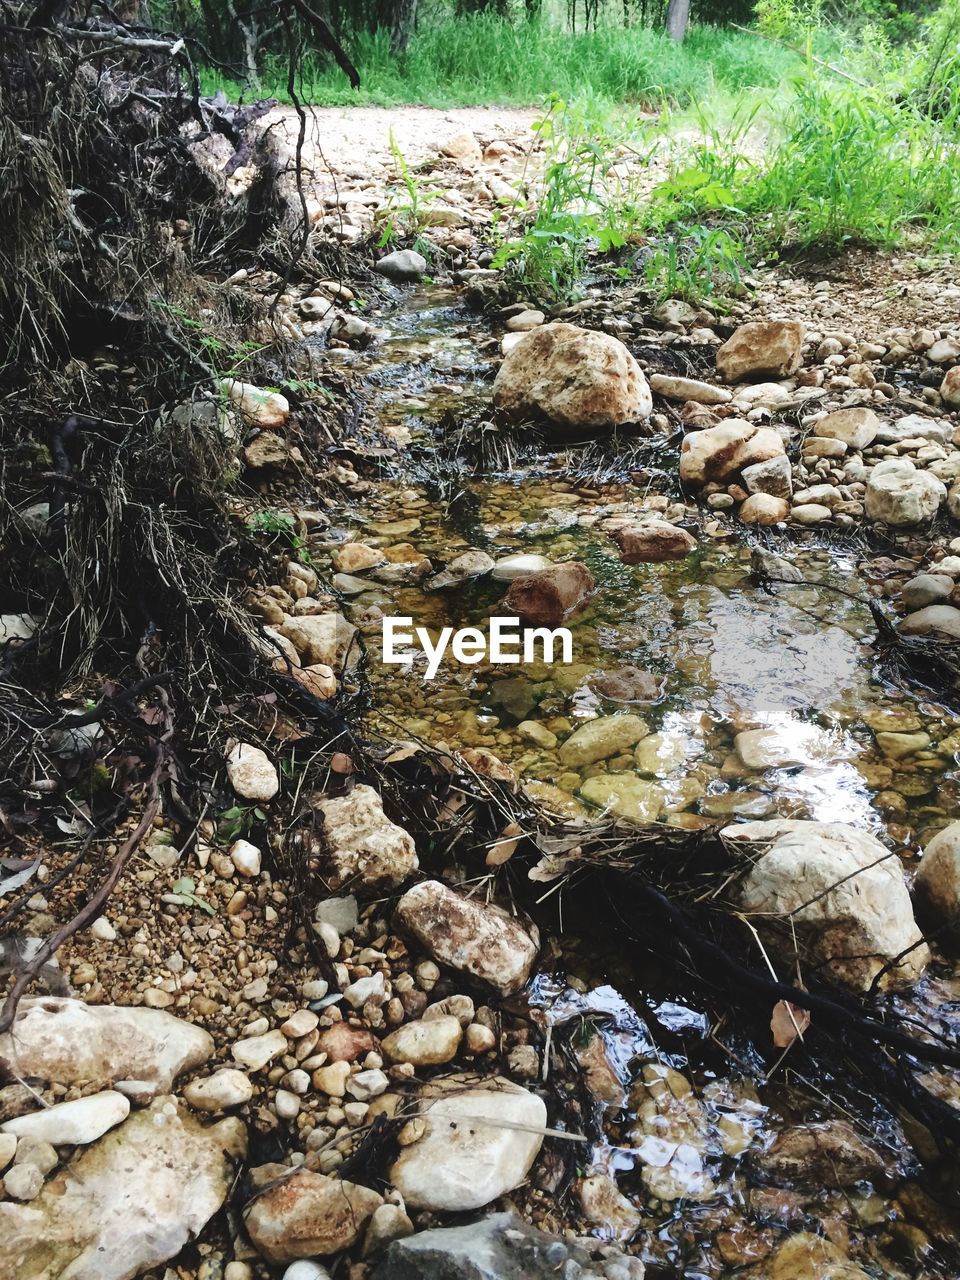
[[202, 17, 803, 109]]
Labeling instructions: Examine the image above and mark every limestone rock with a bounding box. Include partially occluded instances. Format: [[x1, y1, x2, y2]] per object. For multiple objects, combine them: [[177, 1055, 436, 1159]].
[[761, 1233, 871, 1279], [755, 1121, 885, 1189], [864, 458, 945, 526], [716, 320, 804, 382], [898, 604, 960, 641], [813, 407, 879, 450], [735, 724, 836, 769], [915, 821, 960, 945], [741, 454, 793, 499], [726, 820, 928, 991], [941, 366, 960, 407], [739, 493, 789, 524], [493, 323, 652, 429], [182, 1069, 255, 1112], [2, 1091, 129, 1146], [394, 880, 538, 995], [0, 999, 212, 1093], [226, 743, 279, 802], [244, 1169, 383, 1263], [231, 1029, 288, 1072], [580, 775, 664, 824], [316, 784, 418, 892], [491, 553, 553, 582], [381, 1015, 462, 1066], [0, 614, 38, 645], [221, 379, 289, 427], [389, 1077, 546, 1211], [440, 131, 481, 164], [902, 572, 954, 610], [679, 421, 785, 488], [648, 374, 730, 405], [333, 543, 385, 573], [559, 714, 649, 767], [375, 250, 427, 283], [0, 1098, 243, 1280], [279, 612, 357, 667], [501, 561, 594, 627], [612, 522, 696, 563], [505, 309, 545, 332]]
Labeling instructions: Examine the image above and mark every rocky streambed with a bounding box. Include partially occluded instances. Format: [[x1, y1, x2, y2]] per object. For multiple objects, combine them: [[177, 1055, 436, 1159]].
[[7, 121, 960, 1280]]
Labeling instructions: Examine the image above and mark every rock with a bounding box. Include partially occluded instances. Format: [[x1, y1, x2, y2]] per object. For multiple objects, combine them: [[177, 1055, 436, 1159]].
[[865, 458, 945, 526], [648, 374, 731, 405], [0, 1097, 243, 1280], [440, 131, 481, 164], [740, 494, 790, 524], [244, 1169, 383, 1263], [3, 1162, 43, 1201], [559, 714, 649, 767], [735, 724, 835, 769], [915, 821, 960, 944], [389, 1077, 546, 1211], [491, 553, 552, 582], [333, 543, 384, 572], [394, 880, 538, 995], [221, 379, 289, 427], [2, 1091, 129, 1146], [814, 407, 879, 450], [364, 1202, 414, 1256], [634, 731, 688, 776], [230, 839, 262, 877], [742, 454, 793, 499], [231, 1029, 288, 1072], [761, 1233, 871, 1279], [790, 503, 832, 525], [0, 999, 212, 1093], [283, 1265, 332, 1280], [0, 613, 39, 645], [679, 421, 785, 487], [873, 413, 951, 444], [591, 666, 664, 703], [612, 522, 696, 563], [875, 729, 930, 759], [950, 484, 960, 522], [941, 366, 960, 406], [427, 549, 495, 590], [505, 309, 545, 332], [716, 320, 804, 382], [726, 820, 929, 991], [755, 1121, 885, 1188], [901, 572, 954, 608], [375, 250, 427, 283], [501, 561, 594, 627], [279, 612, 357, 667], [0, 1133, 15, 1170], [578, 1173, 642, 1239], [226, 743, 279, 802], [493, 323, 652, 429], [580, 775, 664, 824], [381, 1015, 462, 1066], [182, 1069, 255, 1112], [316, 1024, 380, 1063], [293, 664, 338, 700], [898, 604, 960, 641], [517, 720, 558, 749], [315, 894, 359, 935], [316, 784, 418, 892], [244, 434, 295, 470]]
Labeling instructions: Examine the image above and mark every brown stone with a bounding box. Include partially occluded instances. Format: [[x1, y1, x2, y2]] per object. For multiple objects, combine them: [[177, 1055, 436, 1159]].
[[716, 320, 805, 382], [755, 1121, 886, 1188], [612, 522, 696, 563], [315, 1022, 380, 1064], [501, 561, 594, 627], [244, 1169, 382, 1263]]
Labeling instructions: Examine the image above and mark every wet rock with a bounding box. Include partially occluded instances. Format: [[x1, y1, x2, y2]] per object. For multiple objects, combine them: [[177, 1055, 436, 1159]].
[[716, 320, 804, 382], [898, 604, 960, 640], [221, 379, 289, 427], [501, 561, 594, 627], [517, 720, 558, 749], [2, 1091, 129, 1146], [0, 999, 212, 1093], [491, 553, 552, 581], [389, 1076, 546, 1211], [226, 742, 279, 802], [375, 249, 427, 282], [648, 374, 731, 405], [427, 549, 495, 590], [735, 724, 835, 769], [559, 714, 649, 767], [381, 1015, 462, 1066], [394, 880, 538, 995], [813, 407, 879, 450], [182, 1069, 255, 1112], [578, 1173, 641, 1240], [740, 494, 789, 524], [915, 820, 960, 945], [316, 784, 418, 892], [628, 1064, 713, 1202], [742, 454, 793, 499], [580, 775, 664, 824], [726, 819, 929, 991], [0, 1097, 243, 1280], [865, 458, 945, 526], [493, 322, 652, 429], [875, 730, 930, 759], [760, 1232, 871, 1279], [244, 1169, 383, 1263], [279, 612, 357, 667], [679, 421, 785, 487], [755, 1121, 886, 1188], [591, 666, 664, 703], [634, 731, 688, 777], [612, 522, 696, 563], [333, 543, 384, 572]]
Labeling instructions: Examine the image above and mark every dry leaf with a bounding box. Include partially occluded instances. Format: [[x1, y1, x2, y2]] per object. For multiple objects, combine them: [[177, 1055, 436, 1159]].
[[771, 999, 811, 1049], [486, 821, 522, 867]]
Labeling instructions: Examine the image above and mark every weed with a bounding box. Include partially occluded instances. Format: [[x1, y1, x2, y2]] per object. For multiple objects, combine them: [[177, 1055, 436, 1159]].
[[246, 510, 313, 564], [643, 226, 748, 302], [217, 803, 266, 842], [377, 130, 443, 250]]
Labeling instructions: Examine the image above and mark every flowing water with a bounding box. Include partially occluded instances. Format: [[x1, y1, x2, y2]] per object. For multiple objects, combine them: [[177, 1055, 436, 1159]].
[[316, 287, 960, 1274]]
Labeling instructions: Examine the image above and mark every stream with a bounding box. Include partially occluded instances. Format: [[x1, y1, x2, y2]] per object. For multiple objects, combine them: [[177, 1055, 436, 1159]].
[[311, 285, 960, 1275]]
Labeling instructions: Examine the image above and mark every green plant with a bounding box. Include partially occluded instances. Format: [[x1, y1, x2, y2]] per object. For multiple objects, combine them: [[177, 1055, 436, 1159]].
[[377, 130, 444, 249], [217, 803, 267, 842], [169, 875, 216, 915], [150, 299, 266, 378], [643, 226, 748, 302], [245, 510, 313, 565]]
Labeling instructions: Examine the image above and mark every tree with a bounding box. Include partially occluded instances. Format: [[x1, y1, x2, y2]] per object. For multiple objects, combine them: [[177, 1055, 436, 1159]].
[[665, 0, 690, 40]]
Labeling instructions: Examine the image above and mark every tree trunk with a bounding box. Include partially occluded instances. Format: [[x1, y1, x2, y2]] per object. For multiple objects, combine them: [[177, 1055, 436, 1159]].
[[664, 0, 689, 41]]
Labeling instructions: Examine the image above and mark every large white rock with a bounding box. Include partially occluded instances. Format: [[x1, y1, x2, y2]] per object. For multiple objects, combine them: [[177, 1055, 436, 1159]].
[[316, 784, 418, 892], [221, 379, 289, 427], [381, 1015, 462, 1066], [725, 820, 928, 991], [182, 1069, 255, 1112], [716, 320, 804, 382], [390, 1076, 546, 1211], [0, 999, 212, 1093], [915, 821, 960, 945], [493, 323, 652, 429], [279, 612, 357, 668], [0, 1098, 244, 1280], [245, 1169, 382, 1263], [2, 1091, 129, 1146], [679, 421, 785, 488], [226, 742, 279, 802], [864, 458, 945, 527], [394, 881, 538, 995]]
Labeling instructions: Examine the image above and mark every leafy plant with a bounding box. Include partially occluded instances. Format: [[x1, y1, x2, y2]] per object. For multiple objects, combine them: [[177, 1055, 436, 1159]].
[[245, 510, 313, 565], [217, 803, 266, 842], [169, 875, 216, 915], [643, 226, 748, 302], [377, 130, 444, 249]]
